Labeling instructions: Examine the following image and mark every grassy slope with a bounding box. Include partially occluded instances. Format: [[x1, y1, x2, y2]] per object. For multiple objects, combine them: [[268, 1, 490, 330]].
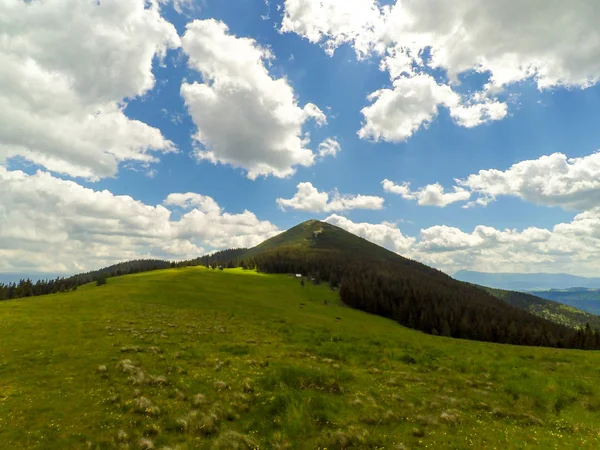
[[479, 285, 600, 330], [1, 269, 600, 449], [244, 220, 398, 262]]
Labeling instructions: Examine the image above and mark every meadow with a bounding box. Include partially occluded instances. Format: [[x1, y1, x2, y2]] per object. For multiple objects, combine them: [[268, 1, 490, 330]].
[[2, 267, 600, 449]]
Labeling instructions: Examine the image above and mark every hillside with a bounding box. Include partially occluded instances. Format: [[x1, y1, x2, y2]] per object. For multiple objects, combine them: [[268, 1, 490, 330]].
[[4, 220, 600, 348], [454, 270, 600, 291], [245, 219, 399, 261], [477, 285, 600, 330], [532, 289, 600, 315], [224, 220, 598, 349], [3, 268, 600, 449]]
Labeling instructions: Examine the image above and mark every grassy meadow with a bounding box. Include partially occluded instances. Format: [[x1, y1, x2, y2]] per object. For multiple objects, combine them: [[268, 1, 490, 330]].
[[2, 267, 600, 449]]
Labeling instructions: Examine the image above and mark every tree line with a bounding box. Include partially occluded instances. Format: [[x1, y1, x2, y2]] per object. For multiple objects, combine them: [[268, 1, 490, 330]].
[[4, 247, 600, 350], [0, 260, 170, 301]]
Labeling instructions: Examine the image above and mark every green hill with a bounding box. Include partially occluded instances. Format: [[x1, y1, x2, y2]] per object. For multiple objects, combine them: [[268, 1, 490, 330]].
[[3, 267, 600, 449], [242, 219, 401, 264], [477, 285, 600, 330], [4, 220, 599, 349], [230, 220, 597, 349]]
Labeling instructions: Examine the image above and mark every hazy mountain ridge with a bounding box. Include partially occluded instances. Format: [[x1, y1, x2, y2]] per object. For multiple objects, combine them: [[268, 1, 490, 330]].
[[476, 285, 600, 330], [454, 270, 600, 291], [531, 289, 600, 316]]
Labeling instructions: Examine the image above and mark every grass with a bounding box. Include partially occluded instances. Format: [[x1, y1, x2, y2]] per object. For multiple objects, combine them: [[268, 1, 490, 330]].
[[2, 267, 600, 448]]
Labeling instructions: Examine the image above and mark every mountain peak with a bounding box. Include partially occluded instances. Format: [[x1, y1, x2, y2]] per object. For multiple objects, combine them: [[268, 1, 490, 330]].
[[244, 219, 402, 262]]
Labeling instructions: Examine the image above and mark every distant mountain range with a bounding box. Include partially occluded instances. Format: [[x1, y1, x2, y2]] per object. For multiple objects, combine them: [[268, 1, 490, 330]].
[[454, 270, 600, 291], [531, 289, 600, 316]]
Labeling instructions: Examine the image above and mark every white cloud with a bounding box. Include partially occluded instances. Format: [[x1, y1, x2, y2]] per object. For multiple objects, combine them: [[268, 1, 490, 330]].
[[380, 1, 600, 91], [325, 212, 600, 276], [382, 179, 470, 207], [324, 214, 416, 254], [181, 19, 326, 180], [164, 193, 222, 214], [359, 75, 454, 142], [459, 152, 600, 211], [0, 167, 279, 274], [277, 182, 384, 212], [0, 0, 180, 180], [318, 138, 341, 158], [284, 0, 600, 91], [281, 0, 383, 57], [283, 0, 599, 142], [383, 151, 600, 211], [170, 0, 198, 14], [358, 74, 506, 142]]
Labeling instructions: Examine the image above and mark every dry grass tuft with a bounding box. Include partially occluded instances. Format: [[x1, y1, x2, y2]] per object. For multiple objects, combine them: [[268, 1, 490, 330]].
[[214, 380, 228, 391], [138, 437, 154, 449], [135, 397, 160, 416], [129, 368, 147, 386], [116, 429, 128, 442], [121, 346, 142, 353], [242, 378, 254, 393], [213, 430, 258, 449], [117, 359, 138, 374], [197, 413, 219, 436], [192, 393, 207, 406], [175, 389, 187, 401], [149, 375, 169, 386], [440, 410, 460, 424], [270, 431, 292, 450], [412, 427, 425, 438]]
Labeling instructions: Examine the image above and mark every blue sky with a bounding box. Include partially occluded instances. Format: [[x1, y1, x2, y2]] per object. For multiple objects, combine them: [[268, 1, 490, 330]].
[[2, 0, 600, 278]]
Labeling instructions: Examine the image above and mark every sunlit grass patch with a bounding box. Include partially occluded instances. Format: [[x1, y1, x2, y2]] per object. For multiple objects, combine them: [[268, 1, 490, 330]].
[[2, 267, 600, 448]]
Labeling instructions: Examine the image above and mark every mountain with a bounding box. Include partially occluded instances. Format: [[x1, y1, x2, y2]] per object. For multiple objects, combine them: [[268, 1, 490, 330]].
[[476, 285, 600, 329], [531, 288, 600, 315], [5, 220, 600, 349], [244, 219, 399, 261], [454, 270, 600, 290], [196, 220, 599, 349]]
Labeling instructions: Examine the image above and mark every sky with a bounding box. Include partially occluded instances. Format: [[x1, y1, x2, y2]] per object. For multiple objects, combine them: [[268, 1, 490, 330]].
[[2, 0, 600, 279]]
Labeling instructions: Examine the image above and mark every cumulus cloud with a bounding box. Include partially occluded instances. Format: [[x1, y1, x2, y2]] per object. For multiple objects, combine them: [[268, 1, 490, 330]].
[[164, 193, 222, 214], [383, 151, 600, 211], [277, 182, 384, 212], [283, 0, 599, 142], [318, 138, 341, 158], [358, 74, 505, 142], [382, 179, 470, 207], [281, 0, 383, 57], [284, 0, 600, 90], [181, 19, 326, 180], [0, 167, 279, 274], [380, 1, 600, 91], [359, 75, 454, 142], [324, 214, 416, 254], [459, 152, 600, 211], [325, 212, 600, 276], [0, 0, 180, 180]]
